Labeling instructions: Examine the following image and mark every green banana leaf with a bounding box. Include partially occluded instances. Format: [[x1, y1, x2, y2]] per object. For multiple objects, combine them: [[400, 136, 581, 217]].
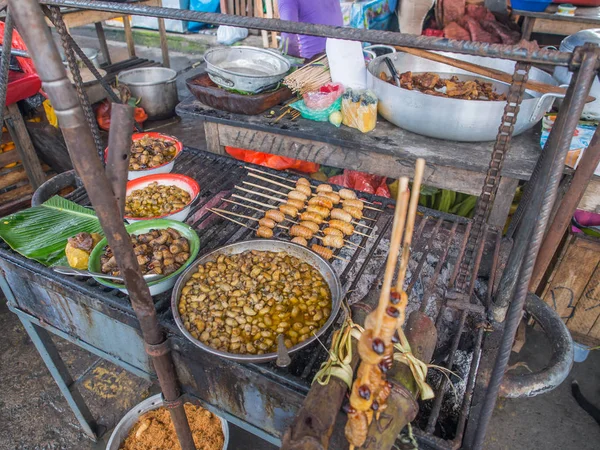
[[0, 196, 103, 267]]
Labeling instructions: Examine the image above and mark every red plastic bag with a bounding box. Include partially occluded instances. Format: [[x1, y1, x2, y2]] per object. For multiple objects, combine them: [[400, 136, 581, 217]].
[[96, 100, 148, 131], [328, 170, 391, 198], [225, 147, 319, 173], [303, 83, 344, 110]]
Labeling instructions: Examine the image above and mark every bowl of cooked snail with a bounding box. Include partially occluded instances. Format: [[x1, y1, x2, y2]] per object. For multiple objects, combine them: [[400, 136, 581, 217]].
[[105, 132, 183, 180], [124, 174, 200, 223], [88, 219, 200, 296], [171, 239, 343, 363]]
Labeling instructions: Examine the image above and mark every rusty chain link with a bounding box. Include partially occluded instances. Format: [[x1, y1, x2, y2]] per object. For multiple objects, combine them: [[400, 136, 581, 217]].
[[454, 61, 531, 292], [49, 6, 104, 159]]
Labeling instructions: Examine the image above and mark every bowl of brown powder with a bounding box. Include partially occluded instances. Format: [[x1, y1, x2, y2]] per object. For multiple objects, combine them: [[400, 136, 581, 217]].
[[106, 394, 228, 450]]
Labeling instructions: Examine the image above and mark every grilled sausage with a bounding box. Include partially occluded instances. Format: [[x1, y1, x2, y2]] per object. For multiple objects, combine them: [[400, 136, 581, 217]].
[[329, 219, 354, 236], [291, 236, 308, 247], [311, 244, 333, 260], [307, 205, 330, 218], [316, 184, 333, 193], [308, 196, 333, 209], [330, 208, 353, 223], [319, 191, 341, 205], [345, 410, 368, 449], [258, 217, 276, 228], [339, 188, 357, 200], [296, 177, 311, 187], [295, 184, 312, 197], [256, 226, 273, 238], [322, 234, 344, 249], [286, 198, 305, 209], [290, 224, 314, 239], [288, 190, 308, 202], [279, 203, 299, 218], [342, 198, 364, 210], [343, 205, 363, 220], [265, 209, 285, 223], [299, 220, 320, 233], [323, 227, 343, 237], [300, 211, 324, 224]]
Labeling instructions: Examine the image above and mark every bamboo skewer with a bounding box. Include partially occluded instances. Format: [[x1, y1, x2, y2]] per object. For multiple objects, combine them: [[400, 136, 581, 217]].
[[231, 193, 373, 239], [222, 198, 363, 249], [210, 209, 257, 232], [242, 180, 287, 197], [234, 186, 375, 231]]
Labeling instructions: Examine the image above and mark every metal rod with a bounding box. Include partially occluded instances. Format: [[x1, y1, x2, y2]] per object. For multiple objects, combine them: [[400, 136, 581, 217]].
[[105, 103, 133, 216], [8, 2, 196, 449], [0, 7, 13, 127], [472, 44, 600, 450], [38, 0, 574, 66]]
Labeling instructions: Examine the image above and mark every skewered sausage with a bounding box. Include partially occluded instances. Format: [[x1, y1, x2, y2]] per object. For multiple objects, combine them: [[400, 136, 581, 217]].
[[316, 184, 333, 193], [342, 198, 364, 210], [319, 191, 341, 205], [291, 236, 308, 247], [345, 410, 368, 450], [265, 209, 285, 222], [288, 190, 308, 202], [339, 188, 357, 200], [259, 217, 276, 228], [290, 224, 314, 239], [299, 220, 320, 233], [296, 177, 311, 186], [295, 184, 312, 197], [308, 196, 333, 209], [279, 203, 299, 217], [330, 208, 353, 223], [311, 244, 333, 260], [343, 205, 363, 220], [300, 211, 324, 224], [307, 205, 330, 218], [323, 227, 343, 237], [256, 226, 273, 238], [329, 219, 354, 236], [286, 198, 305, 209], [322, 234, 344, 249]]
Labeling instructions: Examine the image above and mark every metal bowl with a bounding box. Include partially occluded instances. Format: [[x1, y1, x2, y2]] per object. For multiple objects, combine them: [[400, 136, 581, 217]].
[[171, 239, 343, 364]]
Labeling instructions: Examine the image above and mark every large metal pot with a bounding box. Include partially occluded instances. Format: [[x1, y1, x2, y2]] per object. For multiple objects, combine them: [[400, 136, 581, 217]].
[[204, 46, 290, 94], [366, 50, 564, 142], [117, 67, 178, 120], [171, 239, 343, 364]]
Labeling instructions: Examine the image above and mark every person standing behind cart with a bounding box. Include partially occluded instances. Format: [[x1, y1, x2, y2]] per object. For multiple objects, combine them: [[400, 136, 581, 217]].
[[279, 0, 343, 59]]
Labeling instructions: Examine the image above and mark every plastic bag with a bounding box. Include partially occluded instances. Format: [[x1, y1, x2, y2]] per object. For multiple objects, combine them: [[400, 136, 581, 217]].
[[303, 83, 344, 110], [217, 26, 249, 45], [225, 147, 319, 173], [328, 170, 390, 197], [290, 97, 342, 122], [341, 88, 378, 133], [95, 100, 148, 131]]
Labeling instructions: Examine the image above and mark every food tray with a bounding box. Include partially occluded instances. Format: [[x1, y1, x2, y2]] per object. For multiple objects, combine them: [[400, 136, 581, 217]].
[[185, 71, 293, 115]]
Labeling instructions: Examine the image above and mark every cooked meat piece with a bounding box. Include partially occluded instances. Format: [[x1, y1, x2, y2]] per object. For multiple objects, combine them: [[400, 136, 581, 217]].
[[399, 71, 413, 90], [414, 72, 440, 90], [443, 0, 466, 26], [443, 22, 471, 41], [466, 4, 495, 22], [459, 16, 497, 43]]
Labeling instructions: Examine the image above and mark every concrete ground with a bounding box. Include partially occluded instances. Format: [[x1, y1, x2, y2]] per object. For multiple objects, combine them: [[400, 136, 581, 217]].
[[1, 24, 599, 450]]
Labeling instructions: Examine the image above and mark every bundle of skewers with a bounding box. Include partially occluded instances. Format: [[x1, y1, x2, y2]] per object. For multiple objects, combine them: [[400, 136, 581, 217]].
[[283, 55, 331, 95], [209, 166, 383, 262], [345, 159, 426, 449]]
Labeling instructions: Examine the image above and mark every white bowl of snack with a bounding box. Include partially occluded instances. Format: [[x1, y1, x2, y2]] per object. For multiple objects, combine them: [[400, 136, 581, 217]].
[[124, 173, 200, 224]]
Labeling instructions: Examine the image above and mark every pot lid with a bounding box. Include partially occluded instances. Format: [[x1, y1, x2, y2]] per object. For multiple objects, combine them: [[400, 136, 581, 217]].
[[560, 29, 600, 53]]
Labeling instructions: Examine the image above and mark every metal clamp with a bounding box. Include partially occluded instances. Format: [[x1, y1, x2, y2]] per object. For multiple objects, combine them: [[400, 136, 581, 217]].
[[161, 394, 185, 410], [144, 338, 171, 357]]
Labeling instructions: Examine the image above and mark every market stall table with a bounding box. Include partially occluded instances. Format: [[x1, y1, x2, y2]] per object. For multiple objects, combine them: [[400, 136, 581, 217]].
[[176, 95, 544, 228], [516, 7, 600, 39]]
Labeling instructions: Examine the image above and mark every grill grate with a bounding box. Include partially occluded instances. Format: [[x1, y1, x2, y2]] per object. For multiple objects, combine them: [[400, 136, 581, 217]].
[[0, 146, 497, 449]]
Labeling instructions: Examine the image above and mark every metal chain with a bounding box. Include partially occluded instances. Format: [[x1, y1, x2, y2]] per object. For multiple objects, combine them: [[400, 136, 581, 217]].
[[0, 8, 13, 127], [49, 6, 104, 159], [455, 61, 531, 292]]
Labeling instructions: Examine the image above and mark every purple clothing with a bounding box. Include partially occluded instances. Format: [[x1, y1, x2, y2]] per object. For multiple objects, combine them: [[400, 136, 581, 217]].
[[279, 0, 343, 59]]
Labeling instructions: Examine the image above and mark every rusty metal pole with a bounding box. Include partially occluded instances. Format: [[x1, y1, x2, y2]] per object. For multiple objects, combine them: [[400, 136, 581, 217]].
[[8, 2, 196, 449], [105, 104, 133, 216]]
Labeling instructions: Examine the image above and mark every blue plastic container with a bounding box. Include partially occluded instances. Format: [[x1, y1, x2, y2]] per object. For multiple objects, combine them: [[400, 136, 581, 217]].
[[511, 0, 552, 12], [188, 0, 220, 31]]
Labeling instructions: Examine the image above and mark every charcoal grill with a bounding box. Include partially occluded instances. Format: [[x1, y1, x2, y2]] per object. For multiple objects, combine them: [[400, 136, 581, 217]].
[[0, 146, 500, 448]]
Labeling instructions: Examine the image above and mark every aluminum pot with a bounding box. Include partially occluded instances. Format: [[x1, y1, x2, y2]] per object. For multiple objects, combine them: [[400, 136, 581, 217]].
[[106, 394, 229, 450], [366, 49, 564, 142], [171, 239, 343, 364], [117, 67, 178, 120], [204, 46, 290, 94]]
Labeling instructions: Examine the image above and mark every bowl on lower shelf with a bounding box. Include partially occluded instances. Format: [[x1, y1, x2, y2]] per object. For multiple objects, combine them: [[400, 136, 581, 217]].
[[105, 394, 229, 450], [512, 0, 552, 12]]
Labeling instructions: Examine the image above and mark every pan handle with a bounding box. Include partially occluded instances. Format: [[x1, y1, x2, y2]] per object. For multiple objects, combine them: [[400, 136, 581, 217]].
[[206, 69, 235, 88], [363, 45, 396, 60], [529, 89, 567, 122]]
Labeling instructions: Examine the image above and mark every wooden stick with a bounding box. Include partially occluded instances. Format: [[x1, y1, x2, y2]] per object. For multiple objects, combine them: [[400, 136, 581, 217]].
[[396, 159, 425, 291], [243, 180, 288, 197], [374, 178, 410, 337], [210, 207, 289, 230], [247, 171, 295, 190], [222, 198, 363, 249], [395, 46, 595, 103], [210, 209, 257, 231]]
